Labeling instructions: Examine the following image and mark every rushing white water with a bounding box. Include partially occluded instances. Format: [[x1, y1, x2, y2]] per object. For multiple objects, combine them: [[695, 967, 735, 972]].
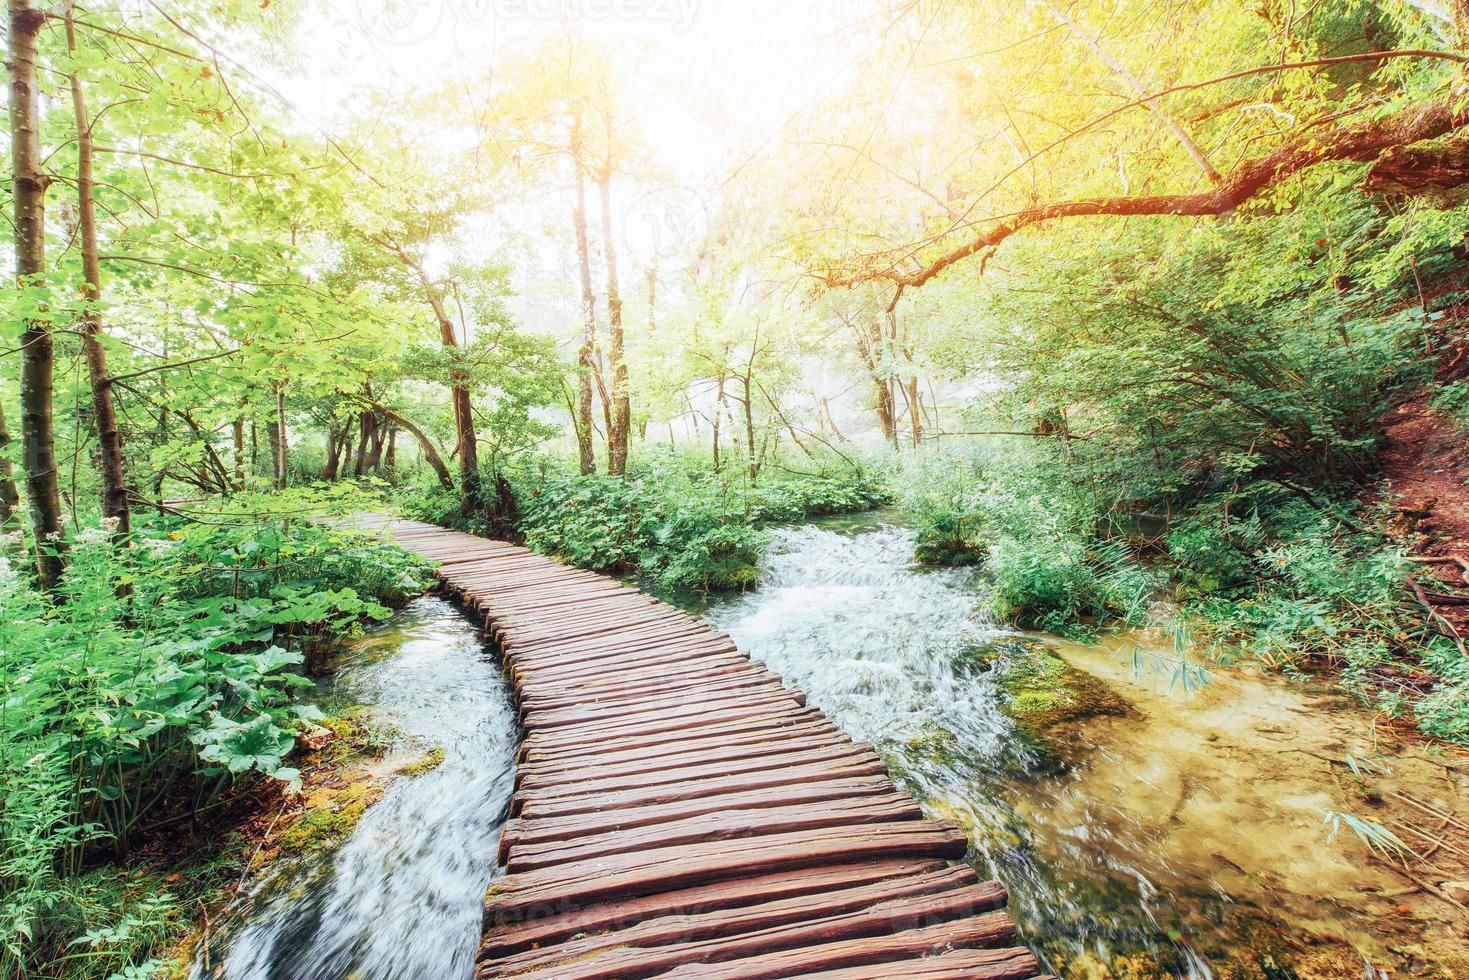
[[194, 597, 517, 980], [705, 523, 1017, 771]]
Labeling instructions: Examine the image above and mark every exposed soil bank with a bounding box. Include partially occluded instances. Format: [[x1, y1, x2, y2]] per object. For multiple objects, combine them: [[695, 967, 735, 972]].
[[1031, 630, 1469, 978]]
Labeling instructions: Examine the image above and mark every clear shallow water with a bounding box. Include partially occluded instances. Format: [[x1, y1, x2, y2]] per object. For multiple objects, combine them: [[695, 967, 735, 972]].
[[194, 597, 518, 980], [700, 518, 1216, 978]]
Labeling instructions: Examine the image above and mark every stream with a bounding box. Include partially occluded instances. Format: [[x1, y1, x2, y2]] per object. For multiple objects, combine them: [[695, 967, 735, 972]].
[[193, 598, 518, 980], [196, 515, 1468, 979]]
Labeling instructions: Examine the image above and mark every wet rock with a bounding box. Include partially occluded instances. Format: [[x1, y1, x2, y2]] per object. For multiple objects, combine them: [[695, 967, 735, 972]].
[[996, 642, 1134, 764]]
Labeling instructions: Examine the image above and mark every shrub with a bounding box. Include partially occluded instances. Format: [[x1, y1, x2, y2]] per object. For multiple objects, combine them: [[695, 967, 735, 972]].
[[988, 535, 1154, 637], [513, 464, 884, 593], [0, 492, 431, 978]]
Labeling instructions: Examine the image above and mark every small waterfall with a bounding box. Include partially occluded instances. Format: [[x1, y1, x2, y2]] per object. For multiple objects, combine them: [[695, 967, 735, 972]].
[[701, 519, 1215, 979]]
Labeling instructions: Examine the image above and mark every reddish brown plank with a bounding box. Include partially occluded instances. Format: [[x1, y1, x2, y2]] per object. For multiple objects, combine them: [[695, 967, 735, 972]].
[[514, 742, 881, 802], [498, 775, 903, 858], [484, 867, 997, 975], [478, 860, 948, 959], [506, 794, 924, 872], [481, 892, 1014, 980], [482, 822, 969, 923], [514, 729, 853, 787]]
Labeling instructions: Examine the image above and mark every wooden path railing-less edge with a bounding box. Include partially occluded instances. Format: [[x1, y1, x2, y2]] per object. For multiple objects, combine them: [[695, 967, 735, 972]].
[[351, 516, 1046, 980]]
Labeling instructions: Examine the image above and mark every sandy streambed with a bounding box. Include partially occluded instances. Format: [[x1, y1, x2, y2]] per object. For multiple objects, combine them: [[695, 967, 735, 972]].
[[1031, 632, 1469, 977]]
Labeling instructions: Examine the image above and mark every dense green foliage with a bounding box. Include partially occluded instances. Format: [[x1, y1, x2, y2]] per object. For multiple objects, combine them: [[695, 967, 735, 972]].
[[0, 491, 429, 978], [892, 187, 1469, 737], [418, 454, 889, 592]]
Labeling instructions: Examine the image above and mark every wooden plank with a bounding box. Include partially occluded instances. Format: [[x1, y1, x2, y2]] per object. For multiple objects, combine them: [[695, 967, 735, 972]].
[[478, 860, 948, 959], [505, 795, 925, 872], [519, 679, 802, 727], [481, 893, 1015, 980], [498, 775, 903, 856], [513, 729, 852, 786], [645, 919, 1035, 980], [484, 867, 997, 975], [522, 686, 805, 732], [802, 948, 1049, 979], [482, 822, 969, 923], [520, 708, 827, 762], [514, 742, 882, 801], [516, 662, 776, 708]]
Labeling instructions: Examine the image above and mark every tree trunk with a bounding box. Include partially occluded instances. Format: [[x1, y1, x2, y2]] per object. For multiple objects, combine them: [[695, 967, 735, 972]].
[[907, 377, 923, 448], [0, 400, 18, 527], [384, 425, 397, 469], [12, 0, 65, 586], [389, 245, 480, 517], [712, 375, 726, 472], [352, 411, 371, 476], [377, 406, 453, 489], [362, 413, 386, 471], [742, 373, 758, 482], [67, 15, 131, 535], [322, 425, 342, 480], [274, 385, 288, 488], [231, 419, 245, 488], [572, 125, 598, 476], [598, 167, 630, 476]]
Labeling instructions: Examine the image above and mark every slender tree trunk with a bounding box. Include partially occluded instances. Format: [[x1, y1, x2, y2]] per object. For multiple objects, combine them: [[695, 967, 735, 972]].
[[352, 411, 370, 476], [231, 419, 245, 487], [742, 374, 758, 482], [340, 427, 354, 480], [712, 375, 726, 472], [0, 401, 18, 527], [384, 425, 397, 469], [274, 385, 288, 488], [267, 408, 284, 486], [12, 0, 65, 586], [598, 167, 630, 476], [571, 127, 597, 476], [387, 244, 480, 516], [66, 16, 132, 534], [908, 377, 923, 448]]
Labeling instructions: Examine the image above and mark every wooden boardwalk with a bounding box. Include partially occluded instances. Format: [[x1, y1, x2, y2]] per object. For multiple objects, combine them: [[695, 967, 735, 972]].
[[352, 516, 1043, 980]]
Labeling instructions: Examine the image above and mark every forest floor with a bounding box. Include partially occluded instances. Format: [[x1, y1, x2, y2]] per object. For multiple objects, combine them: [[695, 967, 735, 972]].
[[1379, 340, 1469, 643]]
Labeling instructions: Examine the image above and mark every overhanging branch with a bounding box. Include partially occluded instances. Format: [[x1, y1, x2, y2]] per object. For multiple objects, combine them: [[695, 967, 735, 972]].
[[825, 99, 1464, 293]]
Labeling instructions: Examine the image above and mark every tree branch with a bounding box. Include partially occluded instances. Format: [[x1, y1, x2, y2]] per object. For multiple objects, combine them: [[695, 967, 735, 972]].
[[825, 99, 1464, 292]]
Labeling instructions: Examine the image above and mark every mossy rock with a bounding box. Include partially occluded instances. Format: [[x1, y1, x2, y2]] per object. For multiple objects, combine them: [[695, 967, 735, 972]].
[[395, 746, 446, 778], [998, 643, 1133, 762], [276, 778, 384, 857]]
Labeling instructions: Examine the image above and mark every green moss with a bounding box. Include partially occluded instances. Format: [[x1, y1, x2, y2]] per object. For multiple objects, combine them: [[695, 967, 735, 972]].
[[998, 642, 1133, 759], [395, 747, 446, 778], [277, 780, 383, 856]]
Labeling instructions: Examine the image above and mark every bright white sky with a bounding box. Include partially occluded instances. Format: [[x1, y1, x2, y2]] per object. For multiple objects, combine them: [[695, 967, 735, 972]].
[[276, 0, 882, 189]]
